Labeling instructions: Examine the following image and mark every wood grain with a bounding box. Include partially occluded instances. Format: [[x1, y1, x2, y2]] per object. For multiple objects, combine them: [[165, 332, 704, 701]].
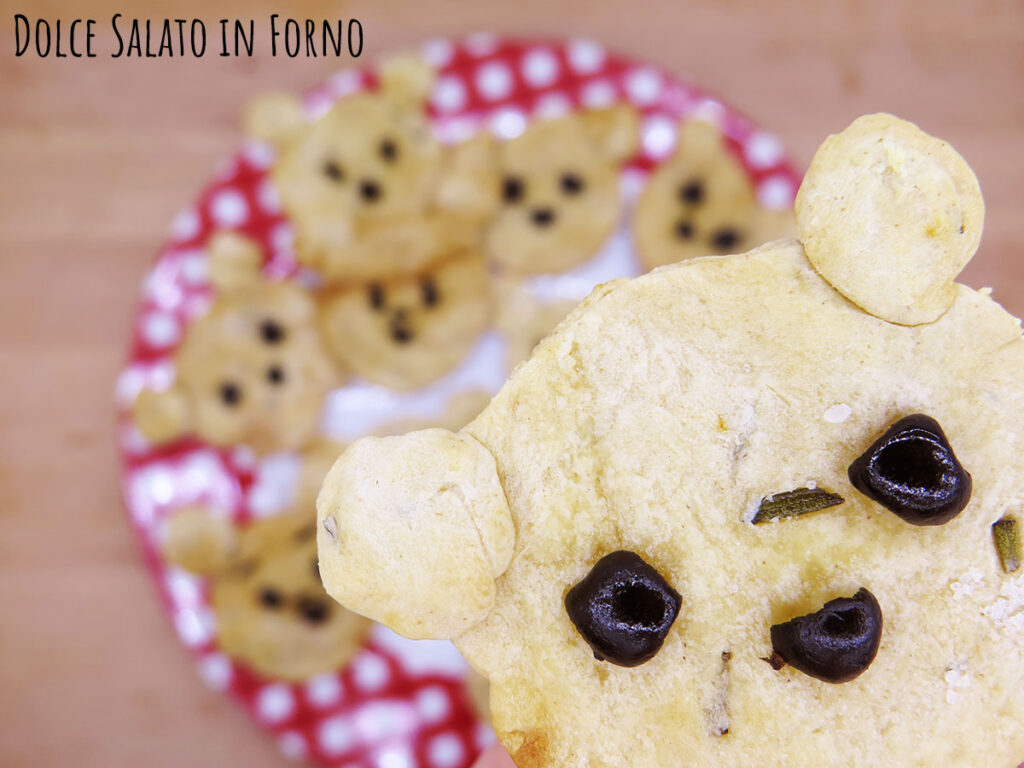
[[1, 0, 1021, 765]]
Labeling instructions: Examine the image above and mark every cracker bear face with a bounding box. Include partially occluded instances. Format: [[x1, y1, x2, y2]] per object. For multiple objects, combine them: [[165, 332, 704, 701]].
[[633, 119, 795, 269], [318, 250, 492, 390], [486, 106, 639, 275], [133, 233, 337, 455], [164, 507, 370, 682], [316, 116, 1024, 767]]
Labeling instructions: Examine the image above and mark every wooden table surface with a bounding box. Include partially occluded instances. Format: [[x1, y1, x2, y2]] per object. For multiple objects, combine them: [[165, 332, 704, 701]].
[[1, 0, 1021, 765]]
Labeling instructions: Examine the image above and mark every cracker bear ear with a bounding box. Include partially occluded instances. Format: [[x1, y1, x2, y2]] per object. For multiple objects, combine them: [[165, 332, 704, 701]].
[[134, 384, 193, 445], [377, 53, 434, 112], [673, 118, 725, 157], [317, 429, 515, 640], [206, 231, 264, 294], [161, 505, 237, 576], [579, 104, 640, 163], [434, 132, 499, 220], [795, 113, 984, 326], [244, 91, 307, 148]]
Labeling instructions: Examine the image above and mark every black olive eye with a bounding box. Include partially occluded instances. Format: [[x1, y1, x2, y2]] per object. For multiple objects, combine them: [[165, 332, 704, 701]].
[[565, 550, 680, 667], [710, 227, 741, 251], [297, 596, 330, 624], [679, 179, 705, 205], [675, 220, 694, 240], [560, 172, 585, 196], [323, 159, 345, 182], [367, 283, 385, 311], [219, 381, 242, 407], [259, 319, 285, 345], [379, 138, 399, 162], [259, 587, 283, 609], [848, 414, 971, 526], [502, 176, 525, 204], [770, 588, 882, 683], [421, 278, 440, 307], [266, 365, 285, 385]]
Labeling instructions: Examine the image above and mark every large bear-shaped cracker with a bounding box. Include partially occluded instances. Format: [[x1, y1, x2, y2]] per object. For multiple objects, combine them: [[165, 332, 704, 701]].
[[316, 115, 1024, 767]]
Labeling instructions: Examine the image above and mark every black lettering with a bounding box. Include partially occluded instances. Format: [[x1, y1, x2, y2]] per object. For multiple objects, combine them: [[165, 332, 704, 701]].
[[111, 13, 124, 57], [127, 19, 141, 57], [14, 14, 29, 56], [85, 19, 96, 56], [69, 19, 82, 57], [35, 18, 50, 57], [285, 18, 299, 57], [269, 13, 281, 56], [190, 19, 205, 56], [219, 18, 228, 56], [158, 19, 172, 56], [322, 20, 341, 56], [348, 19, 363, 57], [305, 19, 316, 57], [234, 19, 253, 56]]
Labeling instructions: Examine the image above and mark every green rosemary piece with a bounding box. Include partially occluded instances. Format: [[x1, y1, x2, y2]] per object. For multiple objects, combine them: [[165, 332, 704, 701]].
[[752, 486, 844, 524], [992, 516, 1021, 574]]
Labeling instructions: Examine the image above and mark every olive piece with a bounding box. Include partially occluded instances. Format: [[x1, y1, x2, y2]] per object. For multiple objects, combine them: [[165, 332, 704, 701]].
[[565, 550, 680, 667], [770, 588, 882, 684], [679, 179, 705, 205], [502, 176, 524, 204], [322, 159, 344, 182], [367, 283, 385, 310], [219, 381, 242, 407], [848, 414, 971, 526], [379, 138, 399, 162], [266, 365, 285, 385], [259, 587, 283, 609], [560, 172, 585, 196], [710, 227, 741, 251], [297, 596, 330, 624], [675, 220, 695, 240], [259, 319, 285, 344], [421, 278, 440, 307]]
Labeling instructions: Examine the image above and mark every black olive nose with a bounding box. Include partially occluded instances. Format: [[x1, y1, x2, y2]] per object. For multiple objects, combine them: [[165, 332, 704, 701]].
[[389, 311, 413, 344], [848, 414, 971, 526], [359, 179, 382, 203], [531, 207, 556, 227], [297, 596, 331, 624], [770, 588, 883, 683], [565, 550, 681, 667]]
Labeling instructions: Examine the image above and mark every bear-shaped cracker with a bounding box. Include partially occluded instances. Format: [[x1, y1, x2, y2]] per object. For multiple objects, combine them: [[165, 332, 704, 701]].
[[163, 505, 370, 682], [247, 56, 497, 282], [633, 119, 795, 270], [318, 248, 492, 390], [486, 105, 639, 275], [133, 232, 337, 455], [316, 115, 1023, 767]]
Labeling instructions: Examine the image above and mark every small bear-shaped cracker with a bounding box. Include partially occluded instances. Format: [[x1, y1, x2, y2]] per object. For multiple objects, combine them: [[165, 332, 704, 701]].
[[133, 233, 338, 455], [164, 506, 370, 681], [487, 105, 639, 275], [316, 115, 1024, 767], [634, 119, 795, 269], [247, 56, 498, 282], [318, 249, 492, 390]]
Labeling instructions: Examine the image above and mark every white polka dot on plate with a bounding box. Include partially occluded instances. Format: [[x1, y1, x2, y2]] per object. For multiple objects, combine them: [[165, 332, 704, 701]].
[[580, 80, 616, 107], [421, 38, 454, 68], [169, 207, 200, 240], [475, 723, 497, 750], [305, 673, 343, 708], [432, 76, 467, 113], [210, 189, 249, 228], [115, 367, 146, 407], [533, 92, 572, 118], [625, 67, 662, 105], [745, 131, 784, 170], [567, 38, 605, 74], [434, 116, 480, 144], [329, 69, 363, 98], [198, 652, 233, 691], [318, 715, 354, 756], [352, 652, 390, 692], [174, 606, 214, 647], [463, 32, 499, 57], [142, 464, 176, 505], [521, 48, 559, 88], [757, 174, 796, 209], [277, 731, 308, 762], [689, 99, 726, 127], [303, 92, 334, 120], [241, 140, 275, 170], [257, 683, 296, 724], [377, 747, 413, 768], [256, 179, 282, 214], [165, 568, 202, 606], [476, 61, 514, 101], [415, 685, 450, 723], [179, 250, 208, 285], [428, 734, 464, 768], [642, 115, 677, 159], [141, 311, 180, 348], [490, 107, 527, 139]]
